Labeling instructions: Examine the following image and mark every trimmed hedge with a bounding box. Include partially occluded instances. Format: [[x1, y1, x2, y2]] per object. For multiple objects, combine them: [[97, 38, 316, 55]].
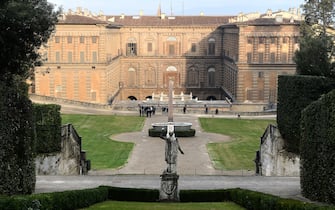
[[300, 90, 335, 205], [148, 128, 196, 137], [108, 187, 159, 202], [277, 75, 335, 154], [1, 187, 334, 209], [0, 77, 36, 195], [33, 104, 61, 154], [180, 188, 334, 210], [0, 186, 109, 210]]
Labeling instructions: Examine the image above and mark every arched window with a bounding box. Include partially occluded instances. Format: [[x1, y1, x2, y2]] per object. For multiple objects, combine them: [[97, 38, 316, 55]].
[[208, 38, 215, 55], [128, 68, 136, 87], [167, 36, 177, 56], [187, 66, 199, 86], [145, 67, 156, 85], [208, 67, 215, 87]]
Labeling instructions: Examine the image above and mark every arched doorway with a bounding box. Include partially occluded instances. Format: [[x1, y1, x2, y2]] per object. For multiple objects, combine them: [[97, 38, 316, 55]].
[[207, 96, 217, 100], [128, 96, 137, 101]]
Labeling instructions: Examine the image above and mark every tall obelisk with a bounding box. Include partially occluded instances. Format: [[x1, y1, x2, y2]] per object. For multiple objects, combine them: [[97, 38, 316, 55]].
[[168, 80, 174, 122]]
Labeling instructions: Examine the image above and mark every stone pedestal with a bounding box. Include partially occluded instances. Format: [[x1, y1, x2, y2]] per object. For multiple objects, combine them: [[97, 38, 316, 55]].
[[159, 172, 179, 201]]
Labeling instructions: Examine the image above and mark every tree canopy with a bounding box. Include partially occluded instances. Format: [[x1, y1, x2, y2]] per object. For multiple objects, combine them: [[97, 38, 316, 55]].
[[0, 0, 60, 81], [294, 0, 335, 78]]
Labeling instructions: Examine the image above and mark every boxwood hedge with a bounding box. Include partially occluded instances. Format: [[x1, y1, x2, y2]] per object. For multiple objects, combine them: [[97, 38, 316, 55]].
[[277, 75, 335, 154], [300, 90, 335, 205]]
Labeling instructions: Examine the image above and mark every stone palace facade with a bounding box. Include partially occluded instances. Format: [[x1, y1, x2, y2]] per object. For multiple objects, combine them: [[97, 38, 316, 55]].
[[33, 7, 302, 106]]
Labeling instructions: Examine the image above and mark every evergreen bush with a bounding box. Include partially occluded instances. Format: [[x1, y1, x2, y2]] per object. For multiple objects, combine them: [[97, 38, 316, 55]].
[[33, 104, 61, 153], [0, 78, 35, 195], [277, 75, 335, 154], [300, 90, 335, 204]]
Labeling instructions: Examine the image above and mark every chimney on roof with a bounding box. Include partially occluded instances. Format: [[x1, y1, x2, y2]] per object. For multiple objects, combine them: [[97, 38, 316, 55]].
[[140, 10, 143, 16], [161, 13, 166, 19], [120, 13, 125, 19], [200, 12, 204, 16], [157, 2, 161, 16]]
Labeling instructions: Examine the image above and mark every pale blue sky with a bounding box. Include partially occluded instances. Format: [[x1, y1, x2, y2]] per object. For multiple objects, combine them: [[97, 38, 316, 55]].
[[48, 0, 305, 16]]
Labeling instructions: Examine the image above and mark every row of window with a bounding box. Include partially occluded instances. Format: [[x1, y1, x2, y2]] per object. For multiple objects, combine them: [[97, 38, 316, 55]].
[[247, 52, 291, 64], [54, 36, 98, 44], [54, 51, 98, 63], [127, 67, 217, 87], [247, 36, 299, 44], [125, 42, 215, 56]]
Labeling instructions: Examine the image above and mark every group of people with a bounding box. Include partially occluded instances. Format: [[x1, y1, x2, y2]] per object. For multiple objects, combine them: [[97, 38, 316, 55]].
[[139, 105, 156, 117]]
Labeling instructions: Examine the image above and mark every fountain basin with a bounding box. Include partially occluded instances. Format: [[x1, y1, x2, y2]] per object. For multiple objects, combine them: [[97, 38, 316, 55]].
[[151, 122, 192, 132], [149, 122, 195, 137]]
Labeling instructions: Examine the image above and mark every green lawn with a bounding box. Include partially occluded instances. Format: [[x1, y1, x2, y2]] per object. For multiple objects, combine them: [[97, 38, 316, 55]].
[[199, 118, 275, 170], [61, 114, 144, 170], [61, 114, 274, 171], [82, 201, 245, 210]]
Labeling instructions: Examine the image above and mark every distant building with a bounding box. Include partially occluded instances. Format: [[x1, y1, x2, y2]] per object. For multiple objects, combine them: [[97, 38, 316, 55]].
[[33, 7, 302, 107]]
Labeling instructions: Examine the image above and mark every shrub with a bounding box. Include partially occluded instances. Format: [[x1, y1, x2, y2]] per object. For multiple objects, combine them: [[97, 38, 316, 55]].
[[277, 75, 335, 154], [0, 186, 109, 210], [300, 90, 335, 204], [0, 78, 35, 195], [33, 104, 61, 153]]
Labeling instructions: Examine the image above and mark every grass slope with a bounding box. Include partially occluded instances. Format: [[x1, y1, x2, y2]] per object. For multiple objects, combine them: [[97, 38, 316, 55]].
[[199, 118, 275, 170], [61, 114, 144, 170]]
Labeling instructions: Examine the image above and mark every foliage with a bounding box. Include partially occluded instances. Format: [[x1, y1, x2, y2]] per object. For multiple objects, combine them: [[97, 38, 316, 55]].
[[0, 0, 60, 81], [33, 104, 61, 153], [277, 75, 335, 154], [107, 187, 159, 202], [61, 114, 144, 169], [0, 0, 60, 195], [294, 0, 335, 78], [300, 90, 335, 204], [0, 186, 109, 210], [0, 77, 36, 195], [200, 118, 274, 170]]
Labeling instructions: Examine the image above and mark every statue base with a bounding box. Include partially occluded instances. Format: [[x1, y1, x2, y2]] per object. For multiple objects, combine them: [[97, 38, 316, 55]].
[[159, 172, 179, 202]]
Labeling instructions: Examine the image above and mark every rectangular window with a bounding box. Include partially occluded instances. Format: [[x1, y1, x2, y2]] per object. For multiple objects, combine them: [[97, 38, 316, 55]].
[[247, 37, 253, 44], [191, 43, 196, 52], [92, 36, 97, 43], [259, 37, 265, 44], [126, 43, 137, 56], [247, 52, 252, 63], [282, 37, 288, 44], [270, 52, 276, 63], [67, 36, 72, 44], [169, 44, 175, 55], [55, 36, 60, 43], [281, 53, 287, 63], [147, 42, 152, 52], [80, 36, 85, 44], [258, 53, 264, 64], [92, 51, 97, 63], [80, 51, 85, 63], [55, 51, 60, 63], [270, 37, 276, 44], [258, 71, 264, 78], [68, 51, 72, 63]]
